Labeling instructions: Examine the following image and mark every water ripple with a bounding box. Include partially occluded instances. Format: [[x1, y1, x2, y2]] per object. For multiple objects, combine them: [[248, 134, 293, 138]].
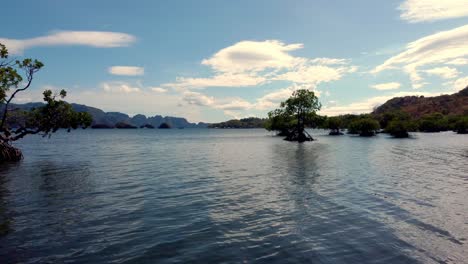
[[0, 129, 467, 263]]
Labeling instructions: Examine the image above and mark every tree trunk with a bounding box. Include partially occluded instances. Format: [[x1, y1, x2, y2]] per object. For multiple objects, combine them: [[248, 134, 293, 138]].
[[285, 112, 313, 142], [0, 142, 23, 162]]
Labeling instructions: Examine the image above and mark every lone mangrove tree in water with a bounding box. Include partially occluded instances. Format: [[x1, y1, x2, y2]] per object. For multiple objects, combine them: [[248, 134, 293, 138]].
[[265, 89, 321, 142], [0, 43, 92, 162]]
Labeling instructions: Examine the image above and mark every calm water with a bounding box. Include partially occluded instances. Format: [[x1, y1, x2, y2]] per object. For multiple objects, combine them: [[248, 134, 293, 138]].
[[0, 129, 467, 263]]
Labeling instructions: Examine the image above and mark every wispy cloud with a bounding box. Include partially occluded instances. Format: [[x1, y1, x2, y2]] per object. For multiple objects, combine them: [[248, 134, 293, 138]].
[[372, 24, 468, 88], [446, 58, 468, 65], [371, 82, 401, 90], [399, 0, 468, 23], [164, 73, 266, 89], [108, 66, 144, 76], [181, 83, 321, 114], [101, 81, 141, 93], [150, 87, 168, 93], [0, 30, 136, 54], [182, 91, 215, 106], [424, 67, 459, 79], [163, 40, 355, 91]]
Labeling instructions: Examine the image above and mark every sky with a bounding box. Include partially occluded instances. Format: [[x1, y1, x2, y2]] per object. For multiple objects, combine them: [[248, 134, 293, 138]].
[[1, 0, 468, 122]]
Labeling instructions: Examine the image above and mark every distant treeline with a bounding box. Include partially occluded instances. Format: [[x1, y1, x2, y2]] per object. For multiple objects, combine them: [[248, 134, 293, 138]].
[[208, 117, 267, 128], [319, 112, 468, 137]]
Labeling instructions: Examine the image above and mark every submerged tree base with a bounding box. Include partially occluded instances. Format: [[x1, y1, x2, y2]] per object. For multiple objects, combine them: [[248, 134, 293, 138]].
[[284, 130, 314, 142], [329, 130, 344, 136], [390, 131, 409, 138], [359, 131, 376, 137], [0, 142, 23, 162]]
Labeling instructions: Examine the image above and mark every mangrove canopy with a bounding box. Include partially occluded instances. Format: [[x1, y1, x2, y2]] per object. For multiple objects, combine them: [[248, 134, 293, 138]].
[[0, 43, 92, 162], [265, 89, 321, 142]]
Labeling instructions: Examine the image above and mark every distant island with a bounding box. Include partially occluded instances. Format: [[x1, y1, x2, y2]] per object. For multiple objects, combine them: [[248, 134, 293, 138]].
[[7, 102, 209, 129], [5, 86, 468, 133]]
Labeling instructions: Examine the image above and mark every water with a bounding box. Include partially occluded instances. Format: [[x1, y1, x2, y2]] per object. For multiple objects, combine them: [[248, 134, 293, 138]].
[[0, 129, 467, 263]]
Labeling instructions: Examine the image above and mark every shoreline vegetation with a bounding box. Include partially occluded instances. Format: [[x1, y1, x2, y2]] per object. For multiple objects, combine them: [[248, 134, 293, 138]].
[[1, 41, 467, 160], [212, 87, 468, 138]]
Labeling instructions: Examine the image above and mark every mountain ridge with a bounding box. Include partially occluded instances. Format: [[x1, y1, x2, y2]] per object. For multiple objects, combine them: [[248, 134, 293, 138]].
[[8, 102, 209, 128], [372, 86, 468, 117]]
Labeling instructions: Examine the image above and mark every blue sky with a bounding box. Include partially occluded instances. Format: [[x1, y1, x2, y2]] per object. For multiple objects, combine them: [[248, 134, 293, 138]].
[[1, 0, 468, 122]]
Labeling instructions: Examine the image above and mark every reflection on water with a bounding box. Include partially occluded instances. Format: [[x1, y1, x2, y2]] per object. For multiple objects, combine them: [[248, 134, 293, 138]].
[[0, 129, 467, 263]]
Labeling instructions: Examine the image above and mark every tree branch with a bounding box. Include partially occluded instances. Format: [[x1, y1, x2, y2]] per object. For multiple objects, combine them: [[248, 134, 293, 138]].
[[10, 126, 41, 141], [0, 69, 33, 131]]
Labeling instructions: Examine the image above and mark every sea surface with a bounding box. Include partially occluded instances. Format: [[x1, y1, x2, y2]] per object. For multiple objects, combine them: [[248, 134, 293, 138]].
[[0, 129, 467, 263]]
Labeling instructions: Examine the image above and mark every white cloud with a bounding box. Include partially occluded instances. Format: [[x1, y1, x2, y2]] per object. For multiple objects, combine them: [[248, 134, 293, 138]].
[[163, 40, 355, 91], [181, 91, 253, 111], [446, 58, 468, 65], [150, 87, 168, 93], [164, 73, 266, 89], [215, 98, 253, 111], [255, 86, 295, 110], [274, 65, 353, 84], [0, 30, 136, 54], [373, 24, 468, 88], [182, 91, 215, 106], [371, 82, 401, 90], [108, 66, 144, 76], [201, 40, 303, 73], [222, 110, 243, 120], [452, 76, 468, 91], [424, 66, 459, 79], [254, 84, 322, 110], [399, 0, 468, 23], [309, 58, 350, 65], [101, 82, 141, 93]]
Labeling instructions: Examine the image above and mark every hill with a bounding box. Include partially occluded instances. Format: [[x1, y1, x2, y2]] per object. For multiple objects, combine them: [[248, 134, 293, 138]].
[[208, 117, 267, 128], [6, 102, 209, 129], [372, 86, 468, 118]]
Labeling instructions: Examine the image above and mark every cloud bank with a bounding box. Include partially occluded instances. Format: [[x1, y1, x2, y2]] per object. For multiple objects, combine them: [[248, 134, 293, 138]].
[[373, 24, 468, 88], [399, 0, 468, 23], [163, 40, 356, 91]]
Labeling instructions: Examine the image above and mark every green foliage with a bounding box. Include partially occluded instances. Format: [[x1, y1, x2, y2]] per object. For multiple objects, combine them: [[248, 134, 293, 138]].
[[418, 113, 449, 132], [454, 116, 468, 134], [282, 89, 321, 117], [386, 120, 416, 138], [324, 116, 343, 135], [0, 44, 43, 103], [7, 90, 92, 139], [374, 110, 415, 138], [1, 43, 92, 148], [377, 110, 410, 129], [265, 89, 321, 142], [348, 118, 380, 137], [265, 108, 296, 136]]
